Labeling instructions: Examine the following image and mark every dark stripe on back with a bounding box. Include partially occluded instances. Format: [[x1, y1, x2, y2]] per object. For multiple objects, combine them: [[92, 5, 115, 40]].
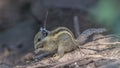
[[49, 27, 72, 36]]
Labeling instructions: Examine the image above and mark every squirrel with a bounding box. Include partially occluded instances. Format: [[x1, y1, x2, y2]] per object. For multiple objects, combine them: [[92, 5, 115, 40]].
[[34, 27, 107, 59], [34, 27, 79, 58]]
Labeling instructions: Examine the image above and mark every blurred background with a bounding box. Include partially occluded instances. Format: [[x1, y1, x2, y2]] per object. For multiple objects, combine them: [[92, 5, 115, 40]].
[[0, 0, 119, 66]]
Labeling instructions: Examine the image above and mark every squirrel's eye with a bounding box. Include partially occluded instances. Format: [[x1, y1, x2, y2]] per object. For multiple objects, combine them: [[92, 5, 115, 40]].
[[38, 38, 41, 42]]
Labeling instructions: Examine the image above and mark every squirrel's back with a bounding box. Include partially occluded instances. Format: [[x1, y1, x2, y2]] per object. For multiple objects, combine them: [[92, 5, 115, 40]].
[[49, 27, 75, 39]]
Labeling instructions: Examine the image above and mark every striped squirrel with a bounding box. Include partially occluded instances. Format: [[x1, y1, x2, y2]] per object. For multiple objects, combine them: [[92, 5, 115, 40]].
[[34, 27, 79, 58], [34, 27, 106, 59]]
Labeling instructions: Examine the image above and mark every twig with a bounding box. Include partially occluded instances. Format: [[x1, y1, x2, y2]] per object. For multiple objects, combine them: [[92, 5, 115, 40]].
[[73, 15, 80, 37], [43, 11, 49, 28], [99, 42, 120, 45]]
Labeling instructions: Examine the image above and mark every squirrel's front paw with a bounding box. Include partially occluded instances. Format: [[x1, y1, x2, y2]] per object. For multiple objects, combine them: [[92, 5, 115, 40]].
[[34, 49, 39, 54]]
